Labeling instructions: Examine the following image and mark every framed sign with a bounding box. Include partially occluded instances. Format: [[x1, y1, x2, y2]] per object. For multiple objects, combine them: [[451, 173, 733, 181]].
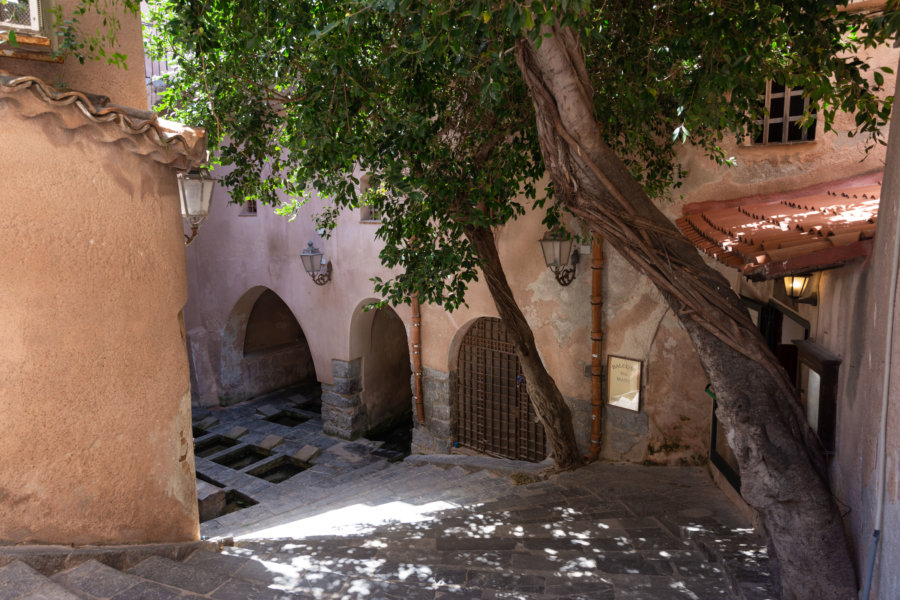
[[607, 355, 642, 412]]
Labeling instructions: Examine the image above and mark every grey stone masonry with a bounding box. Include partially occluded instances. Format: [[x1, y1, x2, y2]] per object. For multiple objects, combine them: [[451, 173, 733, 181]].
[[605, 403, 650, 456], [411, 367, 453, 454], [322, 358, 368, 440]]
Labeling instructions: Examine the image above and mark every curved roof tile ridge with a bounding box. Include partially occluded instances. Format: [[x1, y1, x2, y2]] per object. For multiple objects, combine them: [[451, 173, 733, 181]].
[[0, 71, 207, 169]]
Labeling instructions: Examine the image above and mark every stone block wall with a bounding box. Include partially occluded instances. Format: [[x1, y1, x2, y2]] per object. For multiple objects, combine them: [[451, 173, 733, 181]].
[[602, 404, 650, 462], [411, 367, 453, 454], [321, 358, 368, 439]]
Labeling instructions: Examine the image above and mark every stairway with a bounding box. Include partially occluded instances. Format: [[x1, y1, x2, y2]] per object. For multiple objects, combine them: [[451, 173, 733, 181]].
[[0, 547, 300, 599]]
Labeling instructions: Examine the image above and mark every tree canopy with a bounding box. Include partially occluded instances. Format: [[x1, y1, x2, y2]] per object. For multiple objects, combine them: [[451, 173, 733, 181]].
[[147, 0, 896, 310], [147, 3, 900, 595]]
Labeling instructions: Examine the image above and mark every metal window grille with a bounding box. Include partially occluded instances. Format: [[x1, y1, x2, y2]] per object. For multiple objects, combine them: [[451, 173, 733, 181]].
[[241, 200, 257, 215], [1, 0, 42, 33], [754, 81, 817, 144], [455, 318, 547, 462]]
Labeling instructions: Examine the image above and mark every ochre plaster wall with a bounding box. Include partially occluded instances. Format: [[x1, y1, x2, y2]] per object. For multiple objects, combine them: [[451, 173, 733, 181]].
[[0, 0, 148, 108], [0, 98, 198, 544]]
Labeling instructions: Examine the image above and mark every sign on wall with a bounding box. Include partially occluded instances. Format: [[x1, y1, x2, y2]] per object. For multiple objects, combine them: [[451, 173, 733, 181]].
[[607, 355, 642, 412]]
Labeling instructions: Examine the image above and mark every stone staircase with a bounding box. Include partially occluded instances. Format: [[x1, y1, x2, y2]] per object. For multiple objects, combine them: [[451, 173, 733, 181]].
[[0, 544, 296, 599], [0, 460, 777, 600]]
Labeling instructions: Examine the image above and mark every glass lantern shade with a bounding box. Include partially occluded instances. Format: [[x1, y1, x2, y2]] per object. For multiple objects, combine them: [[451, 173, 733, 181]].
[[784, 274, 811, 300], [300, 242, 324, 274], [540, 234, 574, 269], [177, 171, 216, 226]]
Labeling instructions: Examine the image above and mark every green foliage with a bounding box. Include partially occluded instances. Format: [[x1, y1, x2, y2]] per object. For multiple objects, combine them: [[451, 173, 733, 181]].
[[147, 0, 899, 308]]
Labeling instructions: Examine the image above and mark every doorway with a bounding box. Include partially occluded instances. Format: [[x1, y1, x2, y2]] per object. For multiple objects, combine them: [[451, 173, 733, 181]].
[[455, 317, 547, 462]]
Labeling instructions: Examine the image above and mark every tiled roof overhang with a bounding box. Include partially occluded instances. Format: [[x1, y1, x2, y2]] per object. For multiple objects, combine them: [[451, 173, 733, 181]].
[[676, 171, 881, 281], [0, 72, 207, 170]]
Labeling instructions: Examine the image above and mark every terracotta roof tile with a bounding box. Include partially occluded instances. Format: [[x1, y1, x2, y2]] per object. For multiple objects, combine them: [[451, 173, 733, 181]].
[[0, 72, 207, 170], [679, 171, 881, 280]]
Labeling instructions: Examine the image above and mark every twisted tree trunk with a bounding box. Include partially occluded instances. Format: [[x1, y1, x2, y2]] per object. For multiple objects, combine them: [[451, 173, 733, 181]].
[[515, 26, 855, 600], [464, 224, 583, 470]]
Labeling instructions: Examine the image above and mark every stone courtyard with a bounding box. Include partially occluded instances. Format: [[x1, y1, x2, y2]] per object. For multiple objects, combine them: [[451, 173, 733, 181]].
[[0, 389, 775, 599], [186, 389, 775, 599]]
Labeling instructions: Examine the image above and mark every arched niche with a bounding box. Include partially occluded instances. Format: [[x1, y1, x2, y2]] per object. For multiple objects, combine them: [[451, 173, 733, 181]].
[[219, 286, 316, 404], [349, 299, 412, 433]]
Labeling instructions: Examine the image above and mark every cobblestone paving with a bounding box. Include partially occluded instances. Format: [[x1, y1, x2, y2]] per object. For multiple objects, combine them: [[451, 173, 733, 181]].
[[215, 463, 776, 600]]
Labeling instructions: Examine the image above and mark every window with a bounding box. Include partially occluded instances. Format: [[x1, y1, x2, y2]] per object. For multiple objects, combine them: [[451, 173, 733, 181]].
[[240, 200, 257, 216], [1, 0, 57, 58], [794, 340, 840, 454], [754, 81, 817, 144], [359, 204, 381, 222], [0, 0, 41, 34]]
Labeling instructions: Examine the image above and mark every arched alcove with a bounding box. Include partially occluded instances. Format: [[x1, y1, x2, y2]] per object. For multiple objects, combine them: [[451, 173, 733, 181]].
[[219, 287, 316, 404], [349, 299, 413, 435]]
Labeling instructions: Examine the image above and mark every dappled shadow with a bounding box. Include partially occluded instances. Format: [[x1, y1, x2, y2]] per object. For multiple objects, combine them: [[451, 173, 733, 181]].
[[218, 467, 776, 599]]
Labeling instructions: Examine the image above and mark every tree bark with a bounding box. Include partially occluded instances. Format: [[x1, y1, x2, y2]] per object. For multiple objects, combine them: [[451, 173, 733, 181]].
[[515, 26, 856, 600], [464, 224, 583, 470]]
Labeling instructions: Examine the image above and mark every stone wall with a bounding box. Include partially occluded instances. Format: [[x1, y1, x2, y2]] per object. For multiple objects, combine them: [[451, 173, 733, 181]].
[[240, 342, 316, 401], [321, 358, 368, 439], [411, 368, 453, 454]]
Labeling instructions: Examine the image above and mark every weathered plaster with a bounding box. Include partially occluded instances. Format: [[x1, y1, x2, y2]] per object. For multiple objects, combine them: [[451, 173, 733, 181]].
[[0, 101, 199, 543], [644, 311, 712, 465], [0, 1, 148, 109]]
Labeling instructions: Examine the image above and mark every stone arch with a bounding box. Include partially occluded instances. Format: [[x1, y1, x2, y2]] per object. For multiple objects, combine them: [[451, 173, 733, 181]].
[[219, 286, 316, 404], [349, 299, 413, 434]]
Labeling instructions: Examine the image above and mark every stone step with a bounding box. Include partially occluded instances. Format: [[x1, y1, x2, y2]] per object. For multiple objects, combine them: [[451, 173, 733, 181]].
[[281, 464, 483, 516], [125, 552, 303, 600], [127, 555, 226, 596], [52, 559, 193, 600], [0, 560, 81, 600], [181, 549, 282, 586]]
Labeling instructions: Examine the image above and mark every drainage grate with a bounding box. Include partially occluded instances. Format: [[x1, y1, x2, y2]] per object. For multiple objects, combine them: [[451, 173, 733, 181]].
[[194, 435, 239, 458], [212, 445, 272, 470], [247, 456, 308, 483]]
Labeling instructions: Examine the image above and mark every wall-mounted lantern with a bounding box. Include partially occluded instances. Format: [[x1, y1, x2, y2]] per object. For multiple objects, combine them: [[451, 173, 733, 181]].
[[301, 241, 332, 285], [540, 231, 579, 286], [783, 273, 818, 306], [178, 171, 217, 246]]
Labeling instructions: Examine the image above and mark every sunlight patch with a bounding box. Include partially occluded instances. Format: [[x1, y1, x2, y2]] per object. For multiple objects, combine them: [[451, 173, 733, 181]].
[[236, 500, 455, 540]]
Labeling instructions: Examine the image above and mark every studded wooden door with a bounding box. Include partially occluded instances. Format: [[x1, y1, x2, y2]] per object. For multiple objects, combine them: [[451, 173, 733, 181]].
[[455, 318, 547, 462]]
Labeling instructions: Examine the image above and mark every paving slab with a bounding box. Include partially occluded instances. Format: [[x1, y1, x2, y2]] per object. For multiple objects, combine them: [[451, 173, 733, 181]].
[[187, 389, 775, 599]]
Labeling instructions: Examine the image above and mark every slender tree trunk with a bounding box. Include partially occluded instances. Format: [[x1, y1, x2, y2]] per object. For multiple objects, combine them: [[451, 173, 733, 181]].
[[464, 224, 583, 470], [515, 26, 856, 600]]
